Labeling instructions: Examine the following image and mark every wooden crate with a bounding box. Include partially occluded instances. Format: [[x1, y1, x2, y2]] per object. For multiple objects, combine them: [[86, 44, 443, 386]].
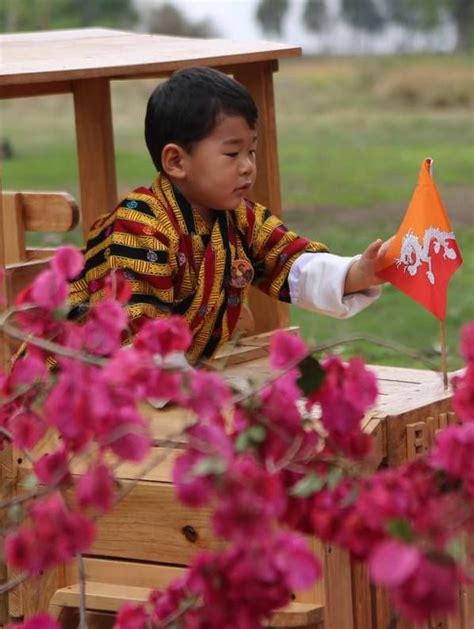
[[10, 356, 473, 629]]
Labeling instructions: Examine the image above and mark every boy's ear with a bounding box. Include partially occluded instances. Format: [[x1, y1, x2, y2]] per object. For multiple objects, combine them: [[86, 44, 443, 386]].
[[161, 143, 187, 179]]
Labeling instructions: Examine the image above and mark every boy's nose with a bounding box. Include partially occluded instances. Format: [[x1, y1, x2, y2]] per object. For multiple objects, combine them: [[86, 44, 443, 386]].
[[240, 156, 255, 175]]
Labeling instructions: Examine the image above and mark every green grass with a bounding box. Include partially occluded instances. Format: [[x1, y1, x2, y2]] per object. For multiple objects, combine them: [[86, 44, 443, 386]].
[[2, 54, 473, 369]]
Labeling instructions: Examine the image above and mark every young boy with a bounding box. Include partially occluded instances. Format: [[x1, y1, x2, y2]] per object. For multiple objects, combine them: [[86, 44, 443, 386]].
[[70, 67, 386, 364]]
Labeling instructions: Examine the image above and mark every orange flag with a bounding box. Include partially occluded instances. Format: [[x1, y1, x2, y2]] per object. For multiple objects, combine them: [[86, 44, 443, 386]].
[[377, 158, 462, 320]]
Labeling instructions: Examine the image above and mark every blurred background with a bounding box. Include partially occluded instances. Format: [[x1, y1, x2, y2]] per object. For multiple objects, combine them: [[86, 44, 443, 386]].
[[1, 0, 473, 368]]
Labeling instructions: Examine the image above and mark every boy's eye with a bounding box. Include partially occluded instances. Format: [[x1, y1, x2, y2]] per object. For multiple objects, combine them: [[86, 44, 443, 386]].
[[225, 152, 239, 158]]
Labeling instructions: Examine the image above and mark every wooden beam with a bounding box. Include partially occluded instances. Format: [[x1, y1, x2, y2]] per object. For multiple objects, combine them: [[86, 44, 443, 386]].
[[73, 78, 117, 238], [233, 61, 288, 334]]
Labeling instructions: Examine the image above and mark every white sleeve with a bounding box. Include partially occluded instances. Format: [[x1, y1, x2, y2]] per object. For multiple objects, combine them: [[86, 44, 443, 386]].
[[288, 252, 381, 319]]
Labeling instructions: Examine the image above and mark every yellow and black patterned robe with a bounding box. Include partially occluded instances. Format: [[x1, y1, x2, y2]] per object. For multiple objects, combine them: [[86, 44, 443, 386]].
[[70, 174, 327, 363]]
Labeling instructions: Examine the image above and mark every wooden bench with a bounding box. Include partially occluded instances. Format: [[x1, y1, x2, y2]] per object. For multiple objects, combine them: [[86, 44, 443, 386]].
[[2, 190, 80, 307]]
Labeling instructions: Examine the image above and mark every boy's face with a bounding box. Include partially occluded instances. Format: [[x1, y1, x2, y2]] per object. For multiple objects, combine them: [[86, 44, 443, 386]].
[[177, 114, 257, 213]]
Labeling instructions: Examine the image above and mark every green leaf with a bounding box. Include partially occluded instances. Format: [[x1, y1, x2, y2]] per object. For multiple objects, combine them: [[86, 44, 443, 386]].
[[247, 424, 267, 443], [297, 355, 325, 396], [326, 466, 344, 489], [386, 518, 415, 542], [8, 504, 24, 523], [446, 537, 467, 563], [235, 424, 267, 452], [290, 472, 325, 497], [21, 473, 38, 491], [193, 457, 227, 477]]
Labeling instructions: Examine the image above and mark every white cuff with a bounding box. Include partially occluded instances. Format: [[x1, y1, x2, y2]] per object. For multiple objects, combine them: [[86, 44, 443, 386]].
[[288, 252, 381, 319]]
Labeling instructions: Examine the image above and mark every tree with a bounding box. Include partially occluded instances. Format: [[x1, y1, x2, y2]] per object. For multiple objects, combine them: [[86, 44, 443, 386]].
[[255, 0, 474, 51], [145, 3, 217, 38], [1, 250, 474, 627], [0, 0, 137, 33]]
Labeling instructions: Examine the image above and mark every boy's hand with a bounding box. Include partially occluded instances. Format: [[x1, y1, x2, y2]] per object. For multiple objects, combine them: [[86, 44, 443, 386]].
[[344, 237, 394, 295]]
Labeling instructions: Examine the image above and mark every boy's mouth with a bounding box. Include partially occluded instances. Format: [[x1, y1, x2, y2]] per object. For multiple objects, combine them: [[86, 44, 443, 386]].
[[234, 182, 251, 193]]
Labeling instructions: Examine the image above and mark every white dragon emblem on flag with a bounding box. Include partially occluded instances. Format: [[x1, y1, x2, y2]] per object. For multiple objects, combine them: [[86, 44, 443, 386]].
[[396, 227, 458, 285]]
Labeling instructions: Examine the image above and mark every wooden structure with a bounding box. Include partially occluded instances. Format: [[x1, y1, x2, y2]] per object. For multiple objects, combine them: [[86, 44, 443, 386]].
[[5, 346, 472, 629], [1, 27, 472, 629], [0, 27, 302, 334]]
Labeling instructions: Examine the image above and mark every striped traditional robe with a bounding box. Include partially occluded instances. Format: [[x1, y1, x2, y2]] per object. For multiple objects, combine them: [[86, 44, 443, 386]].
[[69, 174, 327, 363]]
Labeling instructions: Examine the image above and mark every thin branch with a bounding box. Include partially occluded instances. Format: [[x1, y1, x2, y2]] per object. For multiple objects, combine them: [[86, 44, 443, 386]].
[[232, 333, 444, 406], [0, 306, 104, 366], [0, 571, 27, 595], [77, 554, 87, 629]]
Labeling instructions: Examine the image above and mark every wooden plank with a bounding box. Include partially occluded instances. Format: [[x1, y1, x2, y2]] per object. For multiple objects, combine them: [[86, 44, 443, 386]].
[[351, 562, 373, 629], [372, 584, 393, 629], [0, 178, 14, 627], [2, 192, 25, 264], [50, 581, 324, 627], [73, 78, 117, 237], [233, 61, 288, 334], [323, 545, 354, 629], [21, 565, 66, 619], [0, 81, 72, 99], [0, 29, 301, 87], [5, 259, 50, 303], [11, 191, 79, 233], [66, 558, 185, 590], [91, 481, 218, 565]]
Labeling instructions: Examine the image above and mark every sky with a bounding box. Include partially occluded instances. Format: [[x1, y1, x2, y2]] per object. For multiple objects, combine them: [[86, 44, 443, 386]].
[[134, 0, 456, 54]]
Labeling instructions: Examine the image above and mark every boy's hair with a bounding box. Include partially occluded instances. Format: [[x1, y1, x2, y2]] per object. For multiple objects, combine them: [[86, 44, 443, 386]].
[[145, 66, 259, 172]]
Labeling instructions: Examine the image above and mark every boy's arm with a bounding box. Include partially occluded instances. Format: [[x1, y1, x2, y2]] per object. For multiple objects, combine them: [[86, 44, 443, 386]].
[[288, 252, 381, 319]]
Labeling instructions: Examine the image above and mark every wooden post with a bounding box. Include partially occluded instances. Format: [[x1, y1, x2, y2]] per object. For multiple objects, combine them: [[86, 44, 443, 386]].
[[232, 61, 289, 335], [73, 78, 118, 239], [0, 177, 10, 628]]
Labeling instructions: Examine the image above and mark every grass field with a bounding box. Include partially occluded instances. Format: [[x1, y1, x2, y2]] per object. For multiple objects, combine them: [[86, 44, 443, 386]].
[[2, 54, 473, 369]]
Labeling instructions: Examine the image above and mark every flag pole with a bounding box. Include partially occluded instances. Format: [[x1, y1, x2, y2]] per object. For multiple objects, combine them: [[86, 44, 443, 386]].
[[440, 320, 449, 389]]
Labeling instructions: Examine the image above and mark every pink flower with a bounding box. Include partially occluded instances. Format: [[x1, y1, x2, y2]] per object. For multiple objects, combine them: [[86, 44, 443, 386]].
[[75, 464, 115, 513], [452, 362, 474, 422], [260, 370, 302, 429], [103, 268, 132, 304], [8, 351, 48, 391], [134, 316, 192, 356], [460, 321, 474, 363], [33, 448, 70, 487], [83, 298, 128, 356], [273, 532, 321, 590], [173, 450, 216, 507], [31, 269, 68, 310], [369, 540, 420, 586], [114, 602, 147, 629], [390, 555, 458, 621], [146, 368, 182, 404], [106, 406, 151, 462], [186, 370, 232, 423], [4, 528, 37, 573], [102, 348, 152, 397], [212, 455, 286, 540], [5, 494, 96, 575], [270, 330, 307, 370], [308, 356, 377, 434], [430, 423, 474, 482], [173, 424, 232, 508], [51, 245, 84, 280], [9, 408, 46, 449]]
